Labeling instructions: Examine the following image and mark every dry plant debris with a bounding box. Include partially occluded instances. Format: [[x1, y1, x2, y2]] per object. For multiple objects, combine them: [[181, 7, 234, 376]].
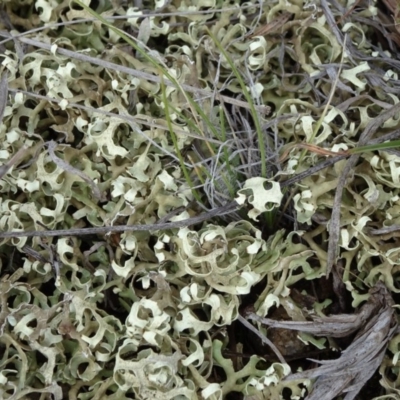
[[1, 0, 400, 399], [245, 281, 398, 400]]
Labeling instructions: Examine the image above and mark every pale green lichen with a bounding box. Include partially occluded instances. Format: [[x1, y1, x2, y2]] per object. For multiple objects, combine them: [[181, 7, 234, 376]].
[[1, 0, 400, 398]]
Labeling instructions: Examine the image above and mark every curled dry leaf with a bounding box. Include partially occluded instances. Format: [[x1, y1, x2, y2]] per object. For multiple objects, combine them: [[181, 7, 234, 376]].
[[246, 281, 398, 400]]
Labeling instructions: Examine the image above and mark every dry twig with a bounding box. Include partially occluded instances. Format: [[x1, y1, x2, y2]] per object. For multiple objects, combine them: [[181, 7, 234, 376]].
[[0, 201, 239, 239], [326, 102, 400, 275], [245, 281, 398, 400]]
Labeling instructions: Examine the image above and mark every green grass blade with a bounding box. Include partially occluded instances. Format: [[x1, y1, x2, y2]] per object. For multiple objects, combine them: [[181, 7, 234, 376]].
[[206, 29, 266, 178], [350, 140, 400, 154], [159, 74, 202, 203]]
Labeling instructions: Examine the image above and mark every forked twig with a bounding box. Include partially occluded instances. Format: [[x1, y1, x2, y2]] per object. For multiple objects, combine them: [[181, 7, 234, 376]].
[[245, 281, 397, 400], [47, 141, 104, 202]]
